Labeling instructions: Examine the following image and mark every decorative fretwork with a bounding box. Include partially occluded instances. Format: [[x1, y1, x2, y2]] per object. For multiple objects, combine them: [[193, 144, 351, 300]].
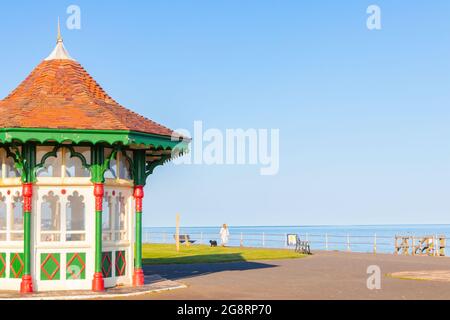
[[34, 145, 90, 178], [145, 154, 172, 179]]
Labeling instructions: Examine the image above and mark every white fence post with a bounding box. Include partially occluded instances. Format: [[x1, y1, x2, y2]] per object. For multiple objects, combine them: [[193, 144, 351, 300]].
[[240, 233, 244, 247], [325, 233, 328, 251], [347, 234, 351, 252], [374, 233, 377, 254], [200, 232, 203, 245], [262, 233, 266, 248]]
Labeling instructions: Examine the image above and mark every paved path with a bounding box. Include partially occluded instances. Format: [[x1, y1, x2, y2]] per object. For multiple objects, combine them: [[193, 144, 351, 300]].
[[131, 251, 450, 300]]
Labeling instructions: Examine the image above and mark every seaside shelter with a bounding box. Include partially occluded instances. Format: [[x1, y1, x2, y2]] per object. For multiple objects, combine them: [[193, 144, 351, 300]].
[[0, 28, 189, 293]]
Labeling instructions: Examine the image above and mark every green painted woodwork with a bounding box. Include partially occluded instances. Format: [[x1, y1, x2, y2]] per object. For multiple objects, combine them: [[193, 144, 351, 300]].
[[0, 253, 5, 278], [135, 211, 143, 270], [40, 253, 61, 281], [3, 144, 37, 183], [145, 155, 172, 179], [21, 144, 36, 283], [102, 252, 112, 278], [10, 253, 24, 279], [22, 144, 36, 183], [23, 212, 31, 276], [34, 145, 90, 177], [66, 253, 86, 280], [0, 128, 189, 152], [115, 251, 126, 277], [134, 151, 172, 186], [91, 145, 117, 184], [133, 150, 146, 186], [95, 210, 103, 275]]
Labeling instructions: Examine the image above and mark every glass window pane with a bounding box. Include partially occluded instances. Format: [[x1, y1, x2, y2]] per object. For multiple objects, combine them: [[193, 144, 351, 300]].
[[12, 194, 23, 230], [11, 193, 23, 241], [66, 192, 85, 240], [65, 147, 90, 178], [41, 191, 60, 233], [67, 234, 85, 241], [11, 233, 23, 241], [114, 193, 126, 240], [105, 158, 117, 179], [119, 153, 131, 180], [36, 147, 62, 177], [102, 194, 112, 241], [5, 156, 20, 178], [0, 193, 6, 232], [0, 149, 4, 178], [41, 233, 61, 242], [104, 148, 117, 179]]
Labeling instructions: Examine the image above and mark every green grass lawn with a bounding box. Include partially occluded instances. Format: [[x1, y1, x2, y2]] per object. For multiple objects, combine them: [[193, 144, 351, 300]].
[[142, 244, 305, 265]]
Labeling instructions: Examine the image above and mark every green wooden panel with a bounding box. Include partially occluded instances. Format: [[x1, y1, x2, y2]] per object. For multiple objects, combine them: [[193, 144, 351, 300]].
[[40, 253, 61, 281], [66, 253, 86, 280], [10, 253, 24, 279], [115, 251, 126, 277], [102, 252, 112, 278], [0, 253, 5, 278]]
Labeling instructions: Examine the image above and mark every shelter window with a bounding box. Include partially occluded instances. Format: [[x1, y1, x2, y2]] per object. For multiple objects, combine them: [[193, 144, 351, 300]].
[[104, 149, 132, 181], [65, 147, 91, 178], [66, 192, 86, 241], [0, 193, 6, 241], [102, 191, 128, 242], [39, 190, 86, 243], [0, 148, 21, 179], [102, 193, 113, 241], [11, 193, 24, 241], [40, 192, 61, 242], [36, 146, 90, 178]]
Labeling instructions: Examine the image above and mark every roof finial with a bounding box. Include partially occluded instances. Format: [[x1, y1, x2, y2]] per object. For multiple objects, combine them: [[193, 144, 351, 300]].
[[57, 17, 62, 43], [45, 18, 74, 61]]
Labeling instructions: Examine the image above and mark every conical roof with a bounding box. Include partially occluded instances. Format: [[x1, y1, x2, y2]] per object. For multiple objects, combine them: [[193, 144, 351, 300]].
[[0, 35, 184, 150]]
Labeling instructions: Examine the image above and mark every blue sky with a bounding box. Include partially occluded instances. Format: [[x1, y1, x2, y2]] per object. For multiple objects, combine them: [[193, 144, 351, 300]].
[[1, 1, 450, 226]]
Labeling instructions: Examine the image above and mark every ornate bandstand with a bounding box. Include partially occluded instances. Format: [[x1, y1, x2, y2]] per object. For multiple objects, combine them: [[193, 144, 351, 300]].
[[0, 29, 188, 293]]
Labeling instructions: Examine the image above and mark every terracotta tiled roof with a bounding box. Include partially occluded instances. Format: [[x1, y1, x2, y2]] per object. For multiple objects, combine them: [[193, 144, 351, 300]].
[[0, 59, 175, 138]]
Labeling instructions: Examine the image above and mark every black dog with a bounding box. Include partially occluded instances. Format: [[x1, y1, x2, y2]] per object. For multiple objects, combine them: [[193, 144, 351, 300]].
[[210, 240, 218, 247]]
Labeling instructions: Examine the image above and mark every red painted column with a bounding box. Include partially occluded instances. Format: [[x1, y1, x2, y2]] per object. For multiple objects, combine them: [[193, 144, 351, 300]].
[[133, 185, 145, 286], [20, 183, 33, 294], [92, 183, 105, 292]]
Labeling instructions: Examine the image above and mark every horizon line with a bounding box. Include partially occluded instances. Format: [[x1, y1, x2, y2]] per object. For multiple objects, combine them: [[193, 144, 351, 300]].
[[144, 223, 450, 228]]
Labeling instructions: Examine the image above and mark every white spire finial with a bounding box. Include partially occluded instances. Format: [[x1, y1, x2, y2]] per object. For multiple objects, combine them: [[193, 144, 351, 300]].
[[57, 17, 62, 43], [45, 18, 75, 61]]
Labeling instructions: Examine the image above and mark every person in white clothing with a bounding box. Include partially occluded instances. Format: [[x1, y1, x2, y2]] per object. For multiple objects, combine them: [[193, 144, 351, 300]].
[[220, 224, 230, 247]]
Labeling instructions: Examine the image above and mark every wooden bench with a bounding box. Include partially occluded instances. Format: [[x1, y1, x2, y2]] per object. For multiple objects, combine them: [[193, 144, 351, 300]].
[[174, 234, 197, 244], [296, 239, 311, 255]]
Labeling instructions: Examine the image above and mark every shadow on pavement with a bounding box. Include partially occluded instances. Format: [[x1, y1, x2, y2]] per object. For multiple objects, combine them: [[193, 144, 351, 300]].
[[143, 254, 278, 281]]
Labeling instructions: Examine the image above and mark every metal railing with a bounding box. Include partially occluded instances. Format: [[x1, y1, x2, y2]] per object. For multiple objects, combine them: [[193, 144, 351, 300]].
[[142, 231, 450, 255]]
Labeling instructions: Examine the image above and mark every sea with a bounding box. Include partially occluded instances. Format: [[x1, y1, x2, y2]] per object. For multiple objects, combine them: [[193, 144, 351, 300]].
[[143, 225, 450, 255]]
